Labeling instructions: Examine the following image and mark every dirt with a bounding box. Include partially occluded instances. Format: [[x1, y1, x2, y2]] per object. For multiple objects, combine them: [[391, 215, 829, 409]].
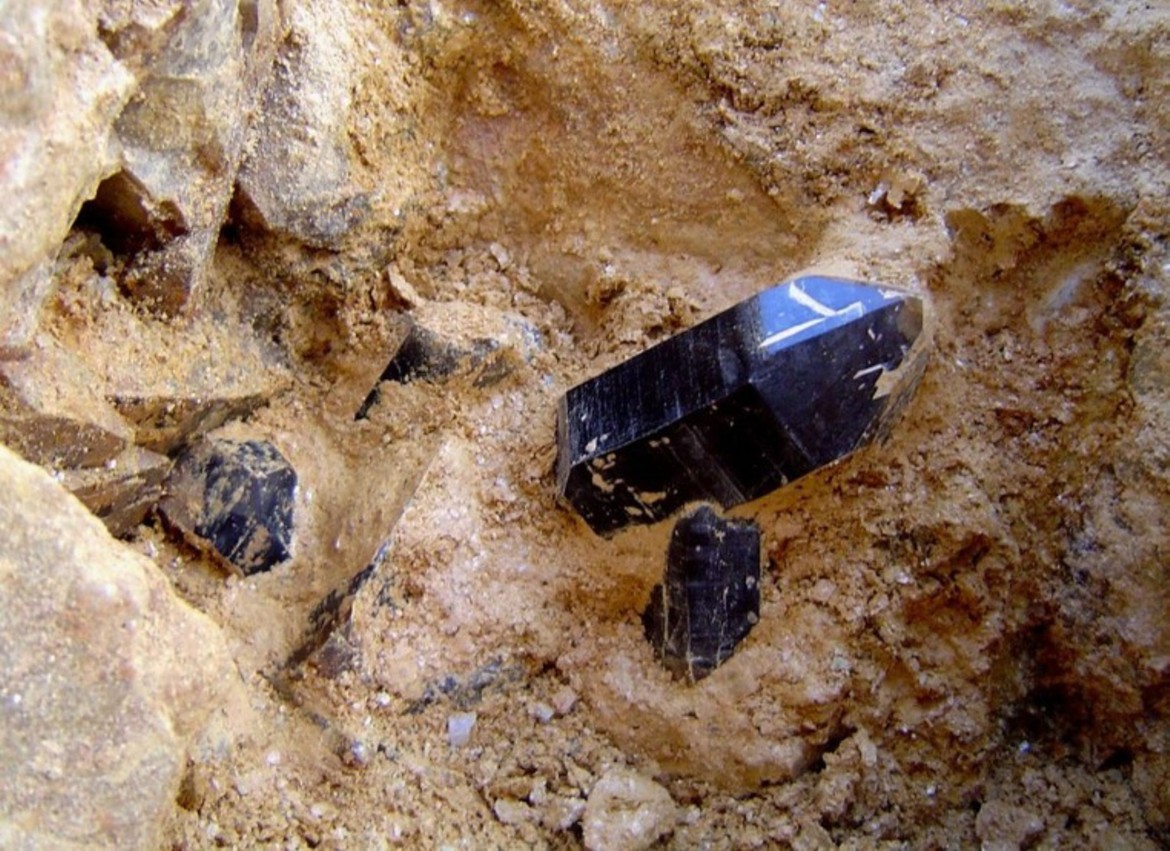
[[40, 0, 1170, 847]]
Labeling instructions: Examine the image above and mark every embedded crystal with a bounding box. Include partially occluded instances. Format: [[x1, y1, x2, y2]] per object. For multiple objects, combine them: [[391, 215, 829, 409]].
[[556, 276, 929, 536], [161, 438, 297, 575], [355, 320, 502, 419], [643, 505, 760, 682]]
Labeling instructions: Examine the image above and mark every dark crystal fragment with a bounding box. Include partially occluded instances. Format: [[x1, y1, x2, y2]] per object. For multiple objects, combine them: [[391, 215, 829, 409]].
[[406, 659, 522, 714], [355, 320, 501, 419], [161, 438, 297, 575], [643, 505, 760, 682], [556, 276, 929, 536], [287, 541, 393, 676], [60, 446, 171, 537]]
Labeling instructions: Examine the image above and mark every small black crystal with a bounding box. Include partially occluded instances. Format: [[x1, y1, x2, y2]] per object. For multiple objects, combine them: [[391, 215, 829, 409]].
[[356, 320, 501, 419], [556, 276, 929, 536], [287, 541, 391, 675], [161, 438, 297, 575], [643, 505, 760, 682]]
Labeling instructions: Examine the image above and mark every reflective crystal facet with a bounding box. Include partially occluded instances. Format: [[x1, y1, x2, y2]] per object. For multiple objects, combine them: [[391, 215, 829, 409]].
[[643, 505, 760, 681], [556, 276, 929, 536], [161, 439, 297, 575]]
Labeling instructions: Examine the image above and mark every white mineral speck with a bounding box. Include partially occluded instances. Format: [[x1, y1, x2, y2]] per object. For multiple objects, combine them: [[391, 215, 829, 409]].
[[489, 242, 510, 268], [447, 711, 477, 747]]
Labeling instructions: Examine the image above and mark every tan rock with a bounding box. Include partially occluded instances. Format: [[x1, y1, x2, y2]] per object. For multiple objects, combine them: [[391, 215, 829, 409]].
[[119, 231, 219, 316], [72, 307, 287, 454], [551, 686, 579, 717], [0, 335, 133, 468], [287, 434, 446, 677], [493, 797, 535, 826], [107, 0, 280, 313], [236, 0, 366, 248], [341, 438, 537, 697], [0, 265, 54, 362], [974, 800, 1045, 851], [541, 795, 587, 832], [583, 768, 678, 851], [0, 444, 241, 848], [113, 391, 270, 456], [0, 0, 133, 355], [95, 0, 186, 66]]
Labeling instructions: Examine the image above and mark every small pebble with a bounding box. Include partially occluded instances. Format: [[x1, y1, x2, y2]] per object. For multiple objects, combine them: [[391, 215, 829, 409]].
[[489, 242, 511, 269], [344, 739, 370, 767], [583, 768, 677, 851], [447, 711, 477, 748], [529, 702, 555, 724], [542, 795, 587, 832], [551, 687, 578, 717], [493, 797, 533, 826]]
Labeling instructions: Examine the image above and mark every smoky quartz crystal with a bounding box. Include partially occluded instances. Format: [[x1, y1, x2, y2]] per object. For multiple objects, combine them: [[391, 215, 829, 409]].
[[643, 505, 761, 681], [556, 276, 929, 536]]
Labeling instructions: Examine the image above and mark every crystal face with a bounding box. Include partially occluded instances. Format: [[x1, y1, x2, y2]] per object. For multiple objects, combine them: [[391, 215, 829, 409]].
[[161, 438, 297, 575], [556, 276, 929, 536], [642, 505, 761, 682]]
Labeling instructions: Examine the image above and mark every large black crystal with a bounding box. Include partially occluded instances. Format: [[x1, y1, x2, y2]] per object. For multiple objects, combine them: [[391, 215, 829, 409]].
[[556, 276, 929, 536], [355, 320, 501, 419], [643, 505, 760, 682], [161, 438, 297, 575]]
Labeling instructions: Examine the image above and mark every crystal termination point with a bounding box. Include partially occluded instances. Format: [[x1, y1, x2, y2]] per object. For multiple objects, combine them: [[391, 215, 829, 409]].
[[555, 276, 930, 536]]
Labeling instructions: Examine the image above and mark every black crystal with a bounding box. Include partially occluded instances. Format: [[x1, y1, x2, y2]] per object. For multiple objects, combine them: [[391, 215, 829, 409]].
[[556, 276, 928, 536], [161, 438, 297, 575], [287, 541, 390, 675], [355, 320, 501, 418], [643, 505, 760, 682]]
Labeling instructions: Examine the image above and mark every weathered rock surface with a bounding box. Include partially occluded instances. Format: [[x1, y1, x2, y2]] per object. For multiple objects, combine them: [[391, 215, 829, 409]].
[[0, 335, 133, 469], [235, 0, 366, 248], [1, 0, 282, 337], [0, 444, 239, 848], [0, 0, 133, 357], [583, 768, 678, 851], [72, 308, 285, 454], [292, 555, 379, 677], [114, 390, 270, 456], [59, 446, 172, 537], [296, 435, 561, 699], [161, 437, 298, 575], [975, 800, 1045, 851], [101, 0, 280, 313], [0, 266, 55, 363]]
